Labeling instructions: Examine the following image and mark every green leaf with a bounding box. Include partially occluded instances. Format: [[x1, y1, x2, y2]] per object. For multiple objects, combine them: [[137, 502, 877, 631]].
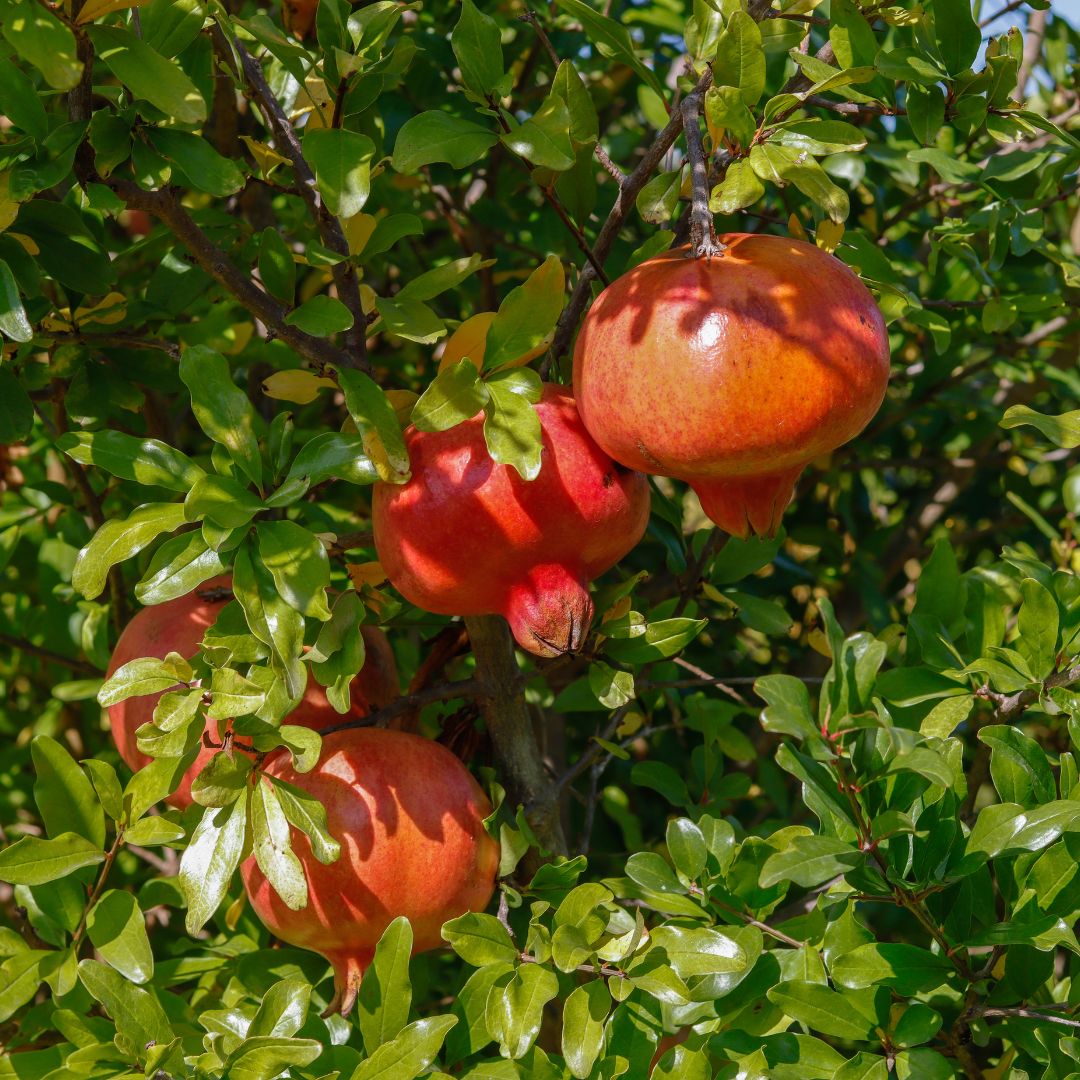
[[397, 254, 493, 305], [99, 654, 191, 707], [979, 724, 1056, 808], [714, 12, 766, 107], [666, 818, 707, 881], [831, 943, 953, 995], [1, 0, 82, 91], [374, 295, 447, 345], [221, 1037, 324, 1080], [304, 128, 376, 218], [637, 169, 682, 224], [1001, 404, 1080, 448], [31, 735, 105, 847], [551, 60, 599, 147], [773, 119, 869, 154], [178, 795, 250, 934], [552, 0, 664, 97], [135, 531, 227, 605], [206, 667, 267, 721], [588, 662, 635, 709], [89, 26, 206, 124], [933, 0, 981, 74], [310, 591, 366, 713], [706, 85, 757, 149], [142, 0, 205, 57], [72, 502, 187, 600], [257, 521, 331, 620], [249, 977, 311, 1038], [442, 911, 519, 966], [749, 144, 849, 223], [1018, 576, 1059, 678], [77, 958, 173, 1054], [57, 430, 205, 492], [487, 965, 559, 1060], [605, 618, 707, 663], [0, 832, 104, 886], [759, 834, 862, 888], [86, 890, 154, 985], [358, 916, 413, 1054], [190, 749, 251, 807], [484, 255, 566, 371], [83, 759, 125, 823], [501, 95, 576, 172], [0, 369, 33, 444], [179, 345, 263, 489], [350, 1015, 457, 1080], [452, 0, 505, 101], [906, 84, 946, 146], [0, 57, 45, 139], [412, 359, 490, 432], [483, 368, 544, 481], [625, 851, 685, 894], [259, 227, 296, 304], [756, 674, 817, 739], [286, 432, 379, 487], [122, 816, 185, 847], [338, 368, 411, 484], [185, 473, 264, 529], [767, 980, 876, 1040], [251, 775, 307, 911], [561, 981, 610, 1080], [149, 129, 245, 197], [0, 951, 48, 1024], [271, 775, 341, 864], [391, 112, 499, 173], [0, 258, 31, 342]]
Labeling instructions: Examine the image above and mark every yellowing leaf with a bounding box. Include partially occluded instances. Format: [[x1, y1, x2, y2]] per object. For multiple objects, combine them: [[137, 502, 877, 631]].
[[342, 214, 377, 256], [76, 0, 150, 23], [262, 370, 337, 404], [240, 136, 290, 179], [347, 561, 388, 589], [74, 292, 127, 326], [42, 310, 74, 332], [359, 284, 378, 315], [8, 233, 38, 255], [438, 311, 495, 373], [816, 219, 845, 253], [0, 173, 22, 233], [297, 74, 335, 129], [787, 213, 809, 242], [385, 389, 419, 426], [603, 595, 632, 624]]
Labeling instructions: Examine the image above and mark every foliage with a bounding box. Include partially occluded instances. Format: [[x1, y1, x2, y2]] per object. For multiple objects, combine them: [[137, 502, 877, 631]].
[[0, 0, 1078, 1077]]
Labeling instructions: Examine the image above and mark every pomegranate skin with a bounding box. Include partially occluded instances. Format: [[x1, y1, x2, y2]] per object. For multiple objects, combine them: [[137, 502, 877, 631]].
[[105, 577, 399, 809], [372, 384, 650, 657], [241, 727, 499, 1014], [572, 235, 890, 538]]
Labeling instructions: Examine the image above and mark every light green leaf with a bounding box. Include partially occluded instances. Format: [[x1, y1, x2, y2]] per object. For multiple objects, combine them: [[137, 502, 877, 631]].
[[0, 832, 104, 886], [86, 890, 154, 985], [57, 430, 204, 492], [31, 735, 105, 847], [179, 796, 250, 934], [358, 917, 414, 1054], [391, 112, 499, 173], [304, 128, 376, 218], [338, 368, 411, 484], [251, 775, 307, 911], [412, 359, 490, 432]]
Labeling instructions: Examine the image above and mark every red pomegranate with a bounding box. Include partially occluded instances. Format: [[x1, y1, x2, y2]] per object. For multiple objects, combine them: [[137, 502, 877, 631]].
[[372, 385, 650, 657], [105, 577, 398, 809], [242, 727, 499, 1014], [573, 235, 890, 538]]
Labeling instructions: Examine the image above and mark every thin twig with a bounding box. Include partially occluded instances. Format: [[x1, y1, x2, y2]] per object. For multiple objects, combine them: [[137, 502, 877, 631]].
[[318, 678, 481, 736], [680, 69, 724, 259], [43, 333, 181, 359], [0, 632, 98, 675]]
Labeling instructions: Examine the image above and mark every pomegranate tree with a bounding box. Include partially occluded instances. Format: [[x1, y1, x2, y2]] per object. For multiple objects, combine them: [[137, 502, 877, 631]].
[[372, 384, 650, 656], [241, 727, 499, 1014], [105, 578, 398, 808], [573, 235, 890, 538]]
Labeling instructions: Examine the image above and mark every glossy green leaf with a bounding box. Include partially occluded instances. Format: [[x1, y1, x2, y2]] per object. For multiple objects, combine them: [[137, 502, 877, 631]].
[[0, 832, 104, 886], [358, 916, 413, 1054], [305, 128, 376, 218], [86, 890, 154, 984], [178, 795, 249, 934], [31, 735, 105, 847]]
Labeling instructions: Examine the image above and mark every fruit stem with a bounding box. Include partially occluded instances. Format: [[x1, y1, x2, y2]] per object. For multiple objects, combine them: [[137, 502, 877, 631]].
[[679, 65, 726, 261]]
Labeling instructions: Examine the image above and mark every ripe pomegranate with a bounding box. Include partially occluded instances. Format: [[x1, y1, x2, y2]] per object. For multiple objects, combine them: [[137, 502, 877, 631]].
[[105, 577, 398, 809], [573, 235, 890, 538], [241, 727, 499, 1014], [372, 384, 650, 657]]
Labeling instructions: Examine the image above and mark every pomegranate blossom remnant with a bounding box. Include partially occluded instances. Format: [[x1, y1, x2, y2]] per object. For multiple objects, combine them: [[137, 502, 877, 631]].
[[242, 727, 500, 1015], [373, 384, 651, 657], [573, 234, 891, 538]]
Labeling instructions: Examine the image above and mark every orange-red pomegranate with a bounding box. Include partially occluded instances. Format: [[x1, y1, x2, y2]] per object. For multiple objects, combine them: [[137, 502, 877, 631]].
[[105, 577, 398, 809], [573, 235, 890, 538], [372, 384, 650, 657], [242, 727, 499, 1014]]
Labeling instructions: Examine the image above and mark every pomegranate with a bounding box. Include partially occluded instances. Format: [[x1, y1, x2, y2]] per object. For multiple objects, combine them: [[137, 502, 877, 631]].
[[105, 577, 398, 809], [372, 384, 651, 657], [282, 0, 318, 38], [241, 727, 499, 1014], [573, 235, 890, 538]]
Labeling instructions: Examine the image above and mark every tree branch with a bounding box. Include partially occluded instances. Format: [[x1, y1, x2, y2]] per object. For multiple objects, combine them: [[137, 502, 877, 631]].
[[0, 633, 98, 676], [106, 178, 357, 375], [209, 23, 371, 370], [680, 69, 723, 259], [465, 615, 567, 856]]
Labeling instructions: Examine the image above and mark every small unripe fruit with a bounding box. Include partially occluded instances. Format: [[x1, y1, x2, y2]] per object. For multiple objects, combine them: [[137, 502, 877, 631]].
[[373, 384, 651, 657], [105, 578, 398, 808], [242, 727, 499, 1014], [573, 235, 890, 538]]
